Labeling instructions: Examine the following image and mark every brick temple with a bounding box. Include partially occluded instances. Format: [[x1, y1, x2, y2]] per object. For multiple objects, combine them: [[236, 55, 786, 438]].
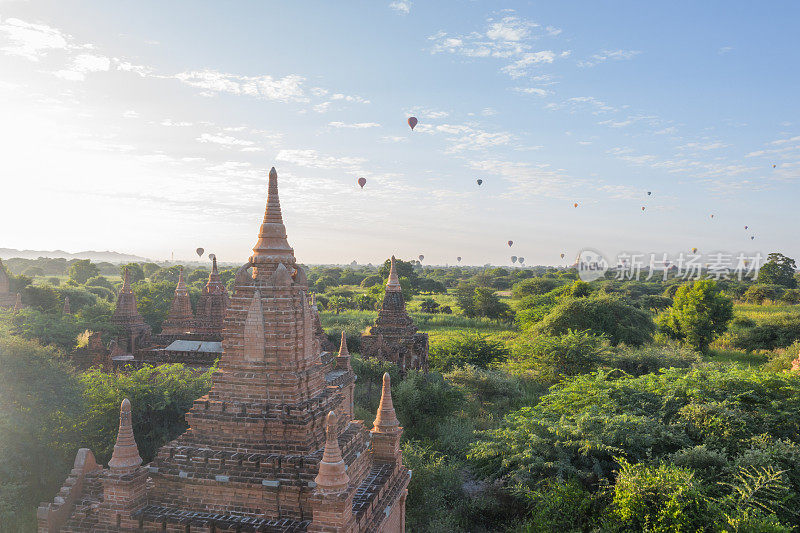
[[38, 167, 410, 532], [110, 268, 152, 356], [361, 257, 428, 374], [0, 258, 20, 309]]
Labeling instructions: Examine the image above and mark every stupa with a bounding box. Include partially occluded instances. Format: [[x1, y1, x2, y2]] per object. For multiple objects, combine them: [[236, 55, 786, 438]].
[[160, 267, 195, 336], [38, 167, 410, 532], [361, 256, 429, 374], [111, 267, 152, 354]]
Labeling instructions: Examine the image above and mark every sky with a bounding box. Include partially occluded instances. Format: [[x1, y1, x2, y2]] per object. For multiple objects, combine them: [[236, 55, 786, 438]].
[[0, 1, 798, 266]]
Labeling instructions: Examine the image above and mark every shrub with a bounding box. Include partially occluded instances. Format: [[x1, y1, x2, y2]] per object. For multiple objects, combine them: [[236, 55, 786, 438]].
[[393, 371, 465, 441], [429, 333, 509, 372], [360, 274, 383, 288], [506, 330, 608, 382], [657, 280, 733, 353], [603, 343, 702, 377], [523, 478, 593, 533], [732, 317, 800, 352], [744, 284, 785, 304], [535, 296, 655, 347], [512, 278, 561, 299]]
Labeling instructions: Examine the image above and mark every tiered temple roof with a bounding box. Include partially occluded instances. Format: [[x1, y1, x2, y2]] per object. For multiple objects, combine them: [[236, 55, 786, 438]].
[[111, 268, 152, 354], [193, 256, 229, 338], [361, 257, 429, 374], [161, 267, 195, 336], [39, 167, 409, 532]]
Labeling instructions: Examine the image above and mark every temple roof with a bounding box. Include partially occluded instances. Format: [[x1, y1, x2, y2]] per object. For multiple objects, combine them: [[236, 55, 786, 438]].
[[251, 167, 295, 263], [385, 256, 402, 292]]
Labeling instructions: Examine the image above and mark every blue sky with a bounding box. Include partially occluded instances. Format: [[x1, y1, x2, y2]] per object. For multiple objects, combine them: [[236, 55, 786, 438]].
[[1, 1, 798, 266]]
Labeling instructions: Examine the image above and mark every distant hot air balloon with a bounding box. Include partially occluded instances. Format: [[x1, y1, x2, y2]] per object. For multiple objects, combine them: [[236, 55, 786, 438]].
[[408, 117, 418, 130], [511, 256, 517, 263], [457, 256, 462, 262], [744, 225, 748, 230], [710, 214, 715, 219], [773, 164, 777, 168], [560, 253, 565, 259], [691, 247, 698, 254], [751, 236, 755, 240], [573, 202, 578, 208], [518, 257, 525, 264], [508, 240, 513, 247], [358, 177, 366, 188], [476, 179, 483, 186], [647, 191, 652, 196], [641, 206, 646, 211], [196, 248, 204, 258], [208, 253, 216, 261], [418, 254, 424, 261]]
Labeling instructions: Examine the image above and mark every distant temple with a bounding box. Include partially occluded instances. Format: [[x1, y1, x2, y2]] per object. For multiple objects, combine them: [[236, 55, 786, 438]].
[[38, 167, 410, 532], [0, 259, 20, 309], [361, 256, 429, 374], [110, 268, 152, 357]]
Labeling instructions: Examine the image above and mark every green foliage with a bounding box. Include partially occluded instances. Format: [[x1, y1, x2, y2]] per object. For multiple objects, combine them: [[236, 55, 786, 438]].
[[68, 259, 99, 285], [0, 335, 83, 531], [605, 459, 710, 532], [745, 284, 786, 304], [351, 355, 400, 418], [378, 257, 419, 287], [360, 274, 382, 288], [22, 283, 60, 312], [120, 262, 145, 283], [132, 280, 187, 333], [523, 478, 594, 533], [85, 275, 114, 290], [536, 296, 655, 346], [77, 365, 212, 463], [779, 289, 800, 304], [506, 330, 608, 382], [658, 280, 734, 353], [456, 285, 512, 321], [141, 262, 161, 278], [429, 333, 508, 372], [759, 253, 797, 289], [150, 265, 184, 284], [393, 371, 465, 442], [604, 343, 703, 377], [419, 297, 439, 313], [512, 277, 561, 298], [731, 315, 800, 352]]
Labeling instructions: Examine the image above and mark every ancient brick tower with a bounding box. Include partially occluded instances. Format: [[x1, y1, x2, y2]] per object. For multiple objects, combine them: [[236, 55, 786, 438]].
[[0, 258, 18, 308], [161, 267, 195, 336], [111, 268, 152, 353], [192, 256, 229, 338], [361, 256, 428, 374], [39, 167, 409, 532]]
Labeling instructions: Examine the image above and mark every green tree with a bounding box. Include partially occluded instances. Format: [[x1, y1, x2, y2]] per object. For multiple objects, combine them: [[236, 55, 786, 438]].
[[378, 257, 419, 289], [141, 262, 161, 278], [68, 259, 99, 285], [759, 253, 797, 288], [657, 280, 734, 353], [506, 330, 607, 382], [419, 298, 440, 313], [119, 263, 145, 283], [360, 274, 383, 288], [454, 283, 477, 317], [473, 287, 513, 321], [512, 277, 561, 299], [430, 333, 508, 372]]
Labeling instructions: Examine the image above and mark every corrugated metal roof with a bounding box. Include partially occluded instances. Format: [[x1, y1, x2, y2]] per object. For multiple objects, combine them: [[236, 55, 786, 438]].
[[164, 340, 222, 353]]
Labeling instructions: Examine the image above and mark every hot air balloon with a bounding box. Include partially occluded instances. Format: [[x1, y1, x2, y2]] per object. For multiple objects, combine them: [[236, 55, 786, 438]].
[[457, 256, 462, 262], [647, 191, 652, 196], [476, 179, 483, 186], [560, 253, 565, 259], [744, 225, 748, 230], [508, 240, 513, 247], [208, 253, 216, 261], [751, 236, 755, 240], [357, 177, 366, 188], [511, 256, 517, 263], [641, 206, 646, 211], [573, 202, 578, 208], [518, 257, 525, 264], [773, 164, 777, 168], [691, 247, 698, 254], [418, 254, 424, 261], [196, 248, 204, 258], [710, 214, 714, 219], [408, 117, 418, 130]]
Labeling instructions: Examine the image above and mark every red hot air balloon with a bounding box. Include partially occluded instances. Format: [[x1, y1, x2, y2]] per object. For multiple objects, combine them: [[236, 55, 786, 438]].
[[508, 240, 513, 247], [573, 202, 578, 208], [692, 247, 698, 254], [408, 117, 418, 130], [358, 177, 366, 188], [641, 206, 646, 211]]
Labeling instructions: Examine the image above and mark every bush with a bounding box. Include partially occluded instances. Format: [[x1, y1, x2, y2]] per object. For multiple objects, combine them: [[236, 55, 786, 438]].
[[512, 278, 561, 299], [732, 316, 800, 352], [535, 296, 655, 347], [393, 371, 465, 441], [429, 333, 508, 372], [780, 289, 800, 304], [603, 343, 702, 377], [744, 284, 785, 304], [523, 478, 593, 533], [506, 330, 608, 382], [658, 280, 733, 353], [360, 274, 383, 288]]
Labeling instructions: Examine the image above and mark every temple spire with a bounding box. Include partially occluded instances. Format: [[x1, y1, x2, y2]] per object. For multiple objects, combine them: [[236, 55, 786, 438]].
[[336, 331, 351, 371], [314, 411, 349, 493], [121, 267, 131, 293], [338, 331, 349, 358], [63, 296, 71, 315], [211, 255, 219, 275], [386, 256, 401, 292], [108, 399, 142, 472], [252, 167, 294, 260], [373, 373, 400, 433], [176, 267, 185, 289]]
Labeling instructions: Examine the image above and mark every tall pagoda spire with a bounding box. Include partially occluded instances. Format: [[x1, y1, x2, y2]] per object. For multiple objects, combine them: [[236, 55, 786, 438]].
[[386, 256, 401, 292], [336, 331, 351, 371], [314, 411, 349, 493], [251, 167, 294, 262], [108, 399, 142, 472], [373, 372, 400, 434], [162, 267, 194, 335], [121, 266, 131, 292]]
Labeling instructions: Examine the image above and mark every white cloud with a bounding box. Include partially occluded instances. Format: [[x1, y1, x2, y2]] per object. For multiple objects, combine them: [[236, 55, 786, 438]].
[[486, 16, 536, 42], [175, 70, 308, 102], [514, 87, 548, 96], [197, 133, 255, 147], [328, 121, 381, 129], [276, 149, 366, 170], [54, 53, 110, 81], [502, 50, 556, 78], [389, 1, 410, 14], [122, 110, 139, 119], [0, 17, 70, 60], [578, 49, 641, 67]]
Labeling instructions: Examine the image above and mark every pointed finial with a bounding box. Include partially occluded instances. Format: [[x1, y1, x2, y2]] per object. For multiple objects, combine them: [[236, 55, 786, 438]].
[[338, 331, 349, 358], [108, 398, 142, 471], [386, 256, 401, 292], [122, 267, 131, 292], [373, 373, 400, 433], [211, 255, 218, 275], [176, 267, 186, 289], [252, 167, 294, 259], [315, 411, 349, 493]]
